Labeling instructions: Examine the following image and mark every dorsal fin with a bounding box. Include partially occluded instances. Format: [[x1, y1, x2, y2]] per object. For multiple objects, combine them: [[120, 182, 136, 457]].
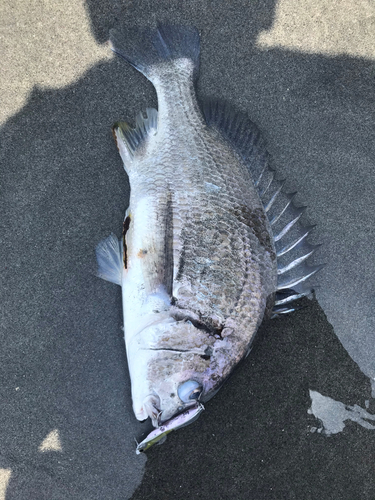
[[201, 98, 324, 316], [113, 108, 158, 166]]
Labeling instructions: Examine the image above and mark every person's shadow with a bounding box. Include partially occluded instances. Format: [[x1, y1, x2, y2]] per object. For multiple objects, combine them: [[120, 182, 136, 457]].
[[1, 1, 374, 499]]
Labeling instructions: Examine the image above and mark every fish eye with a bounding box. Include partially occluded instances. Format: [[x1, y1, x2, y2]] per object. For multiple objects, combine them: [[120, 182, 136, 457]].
[[178, 380, 202, 403]]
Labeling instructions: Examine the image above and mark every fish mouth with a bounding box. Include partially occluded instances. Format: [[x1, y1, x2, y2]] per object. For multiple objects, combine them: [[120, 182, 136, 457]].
[[143, 392, 200, 427], [135, 403, 205, 454]]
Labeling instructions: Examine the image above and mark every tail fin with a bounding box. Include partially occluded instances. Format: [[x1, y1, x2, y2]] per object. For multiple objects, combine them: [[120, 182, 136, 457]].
[[109, 24, 200, 81]]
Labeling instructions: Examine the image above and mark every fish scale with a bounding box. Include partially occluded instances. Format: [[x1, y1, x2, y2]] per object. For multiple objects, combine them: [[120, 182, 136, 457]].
[[95, 24, 323, 451]]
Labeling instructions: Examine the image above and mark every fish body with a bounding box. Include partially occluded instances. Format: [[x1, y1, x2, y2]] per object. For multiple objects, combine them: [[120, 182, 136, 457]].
[[96, 25, 322, 440]]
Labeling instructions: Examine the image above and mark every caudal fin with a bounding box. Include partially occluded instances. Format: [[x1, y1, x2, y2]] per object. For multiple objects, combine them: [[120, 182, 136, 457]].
[[109, 24, 200, 81]]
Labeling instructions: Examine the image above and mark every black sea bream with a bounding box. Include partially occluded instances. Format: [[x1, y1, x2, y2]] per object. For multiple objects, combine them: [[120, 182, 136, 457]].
[[96, 25, 323, 452]]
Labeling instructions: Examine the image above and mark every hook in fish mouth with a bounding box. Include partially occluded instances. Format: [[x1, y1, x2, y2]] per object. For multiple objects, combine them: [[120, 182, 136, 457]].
[[136, 403, 205, 454]]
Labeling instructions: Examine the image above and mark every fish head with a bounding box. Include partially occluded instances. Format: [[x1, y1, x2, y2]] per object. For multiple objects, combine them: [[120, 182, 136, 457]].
[[129, 314, 240, 427]]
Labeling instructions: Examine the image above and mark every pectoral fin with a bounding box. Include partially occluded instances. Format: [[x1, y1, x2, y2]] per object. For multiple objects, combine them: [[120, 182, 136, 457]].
[[95, 233, 123, 286]]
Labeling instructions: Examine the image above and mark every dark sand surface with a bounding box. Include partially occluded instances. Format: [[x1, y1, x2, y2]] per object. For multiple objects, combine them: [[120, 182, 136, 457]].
[[1, 1, 374, 499]]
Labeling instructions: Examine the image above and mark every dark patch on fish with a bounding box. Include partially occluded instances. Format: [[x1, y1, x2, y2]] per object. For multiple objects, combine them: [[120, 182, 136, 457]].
[[175, 230, 187, 282], [163, 190, 174, 297], [170, 307, 224, 339], [233, 204, 276, 260], [203, 346, 214, 359], [122, 215, 131, 268]]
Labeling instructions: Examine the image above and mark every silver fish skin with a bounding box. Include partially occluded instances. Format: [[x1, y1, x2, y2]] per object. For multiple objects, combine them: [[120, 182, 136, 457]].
[[96, 25, 320, 431]]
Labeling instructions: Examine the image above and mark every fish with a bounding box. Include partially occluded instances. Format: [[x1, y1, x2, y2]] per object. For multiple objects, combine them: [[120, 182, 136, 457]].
[[96, 24, 323, 452]]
